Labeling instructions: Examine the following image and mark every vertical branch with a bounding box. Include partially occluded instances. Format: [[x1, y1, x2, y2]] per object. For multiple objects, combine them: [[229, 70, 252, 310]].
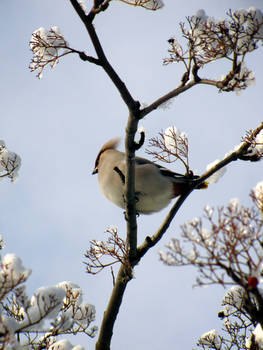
[[125, 113, 139, 261], [68, 2, 142, 349], [95, 265, 131, 350]]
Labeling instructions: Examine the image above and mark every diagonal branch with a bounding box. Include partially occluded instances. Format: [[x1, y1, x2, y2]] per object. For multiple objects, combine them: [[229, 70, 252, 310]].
[[95, 264, 131, 350], [137, 122, 263, 258], [69, 3, 263, 350], [95, 122, 263, 349], [140, 78, 221, 119], [69, 0, 139, 113], [136, 189, 193, 259]]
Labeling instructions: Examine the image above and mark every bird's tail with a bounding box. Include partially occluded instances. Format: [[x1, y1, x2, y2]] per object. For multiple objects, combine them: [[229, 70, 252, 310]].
[[171, 173, 208, 197]]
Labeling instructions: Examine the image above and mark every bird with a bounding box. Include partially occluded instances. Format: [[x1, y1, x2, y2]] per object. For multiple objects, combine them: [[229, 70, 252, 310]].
[[92, 138, 206, 214]]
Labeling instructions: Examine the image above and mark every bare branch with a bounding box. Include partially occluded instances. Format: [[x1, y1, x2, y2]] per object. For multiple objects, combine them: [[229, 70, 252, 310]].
[[69, 0, 140, 114], [95, 264, 131, 350], [84, 227, 130, 275]]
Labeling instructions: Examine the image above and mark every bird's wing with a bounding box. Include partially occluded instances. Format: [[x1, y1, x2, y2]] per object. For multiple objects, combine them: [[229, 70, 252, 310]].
[[135, 156, 195, 182]]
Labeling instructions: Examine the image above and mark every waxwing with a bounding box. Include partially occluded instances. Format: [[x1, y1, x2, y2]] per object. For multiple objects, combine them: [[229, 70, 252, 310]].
[[92, 138, 205, 214]]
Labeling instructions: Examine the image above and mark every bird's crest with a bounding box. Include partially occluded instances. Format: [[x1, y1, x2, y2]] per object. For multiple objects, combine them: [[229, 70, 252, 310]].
[[92, 138, 121, 174], [100, 137, 120, 153]]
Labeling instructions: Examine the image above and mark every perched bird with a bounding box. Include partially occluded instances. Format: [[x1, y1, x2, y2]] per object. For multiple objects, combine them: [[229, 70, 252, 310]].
[[92, 138, 206, 214]]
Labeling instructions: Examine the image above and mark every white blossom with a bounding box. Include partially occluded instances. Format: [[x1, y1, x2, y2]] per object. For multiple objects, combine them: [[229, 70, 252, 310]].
[[206, 160, 227, 184]]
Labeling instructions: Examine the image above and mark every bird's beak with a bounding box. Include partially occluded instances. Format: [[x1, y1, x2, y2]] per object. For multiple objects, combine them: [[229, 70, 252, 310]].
[[92, 167, 98, 175]]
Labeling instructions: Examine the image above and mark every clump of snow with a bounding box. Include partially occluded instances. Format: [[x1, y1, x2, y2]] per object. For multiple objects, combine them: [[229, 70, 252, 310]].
[[164, 126, 188, 154], [198, 329, 220, 347], [0, 141, 21, 182], [50, 339, 85, 350], [206, 160, 227, 184], [1, 254, 31, 286], [119, 0, 164, 11], [29, 27, 69, 78]]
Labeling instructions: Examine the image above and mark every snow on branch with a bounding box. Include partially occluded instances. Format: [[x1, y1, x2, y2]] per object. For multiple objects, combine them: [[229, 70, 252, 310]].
[[0, 254, 31, 300], [0, 140, 21, 182], [164, 7, 263, 93], [146, 126, 190, 174], [239, 129, 263, 162], [160, 196, 263, 289], [84, 226, 130, 275], [0, 249, 97, 350], [196, 285, 262, 350], [117, 0, 164, 11], [159, 183, 263, 350], [252, 181, 263, 217], [29, 26, 101, 78], [145, 126, 228, 186], [29, 27, 72, 79]]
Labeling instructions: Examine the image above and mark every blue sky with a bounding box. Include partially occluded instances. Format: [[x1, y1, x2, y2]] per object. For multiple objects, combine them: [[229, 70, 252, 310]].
[[1, 0, 263, 349]]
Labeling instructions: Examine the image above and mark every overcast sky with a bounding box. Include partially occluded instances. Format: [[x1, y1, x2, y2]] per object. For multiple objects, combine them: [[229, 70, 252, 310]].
[[1, 0, 263, 349]]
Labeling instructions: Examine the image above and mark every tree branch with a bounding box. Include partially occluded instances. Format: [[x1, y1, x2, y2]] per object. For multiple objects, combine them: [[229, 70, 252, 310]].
[[194, 122, 263, 189], [137, 189, 193, 259], [140, 78, 220, 119], [125, 113, 139, 261], [95, 264, 131, 350], [69, 2, 142, 349], [69, 3, 263, 349], [137, 122, 263, 258], [69, 0, 139, 113]]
